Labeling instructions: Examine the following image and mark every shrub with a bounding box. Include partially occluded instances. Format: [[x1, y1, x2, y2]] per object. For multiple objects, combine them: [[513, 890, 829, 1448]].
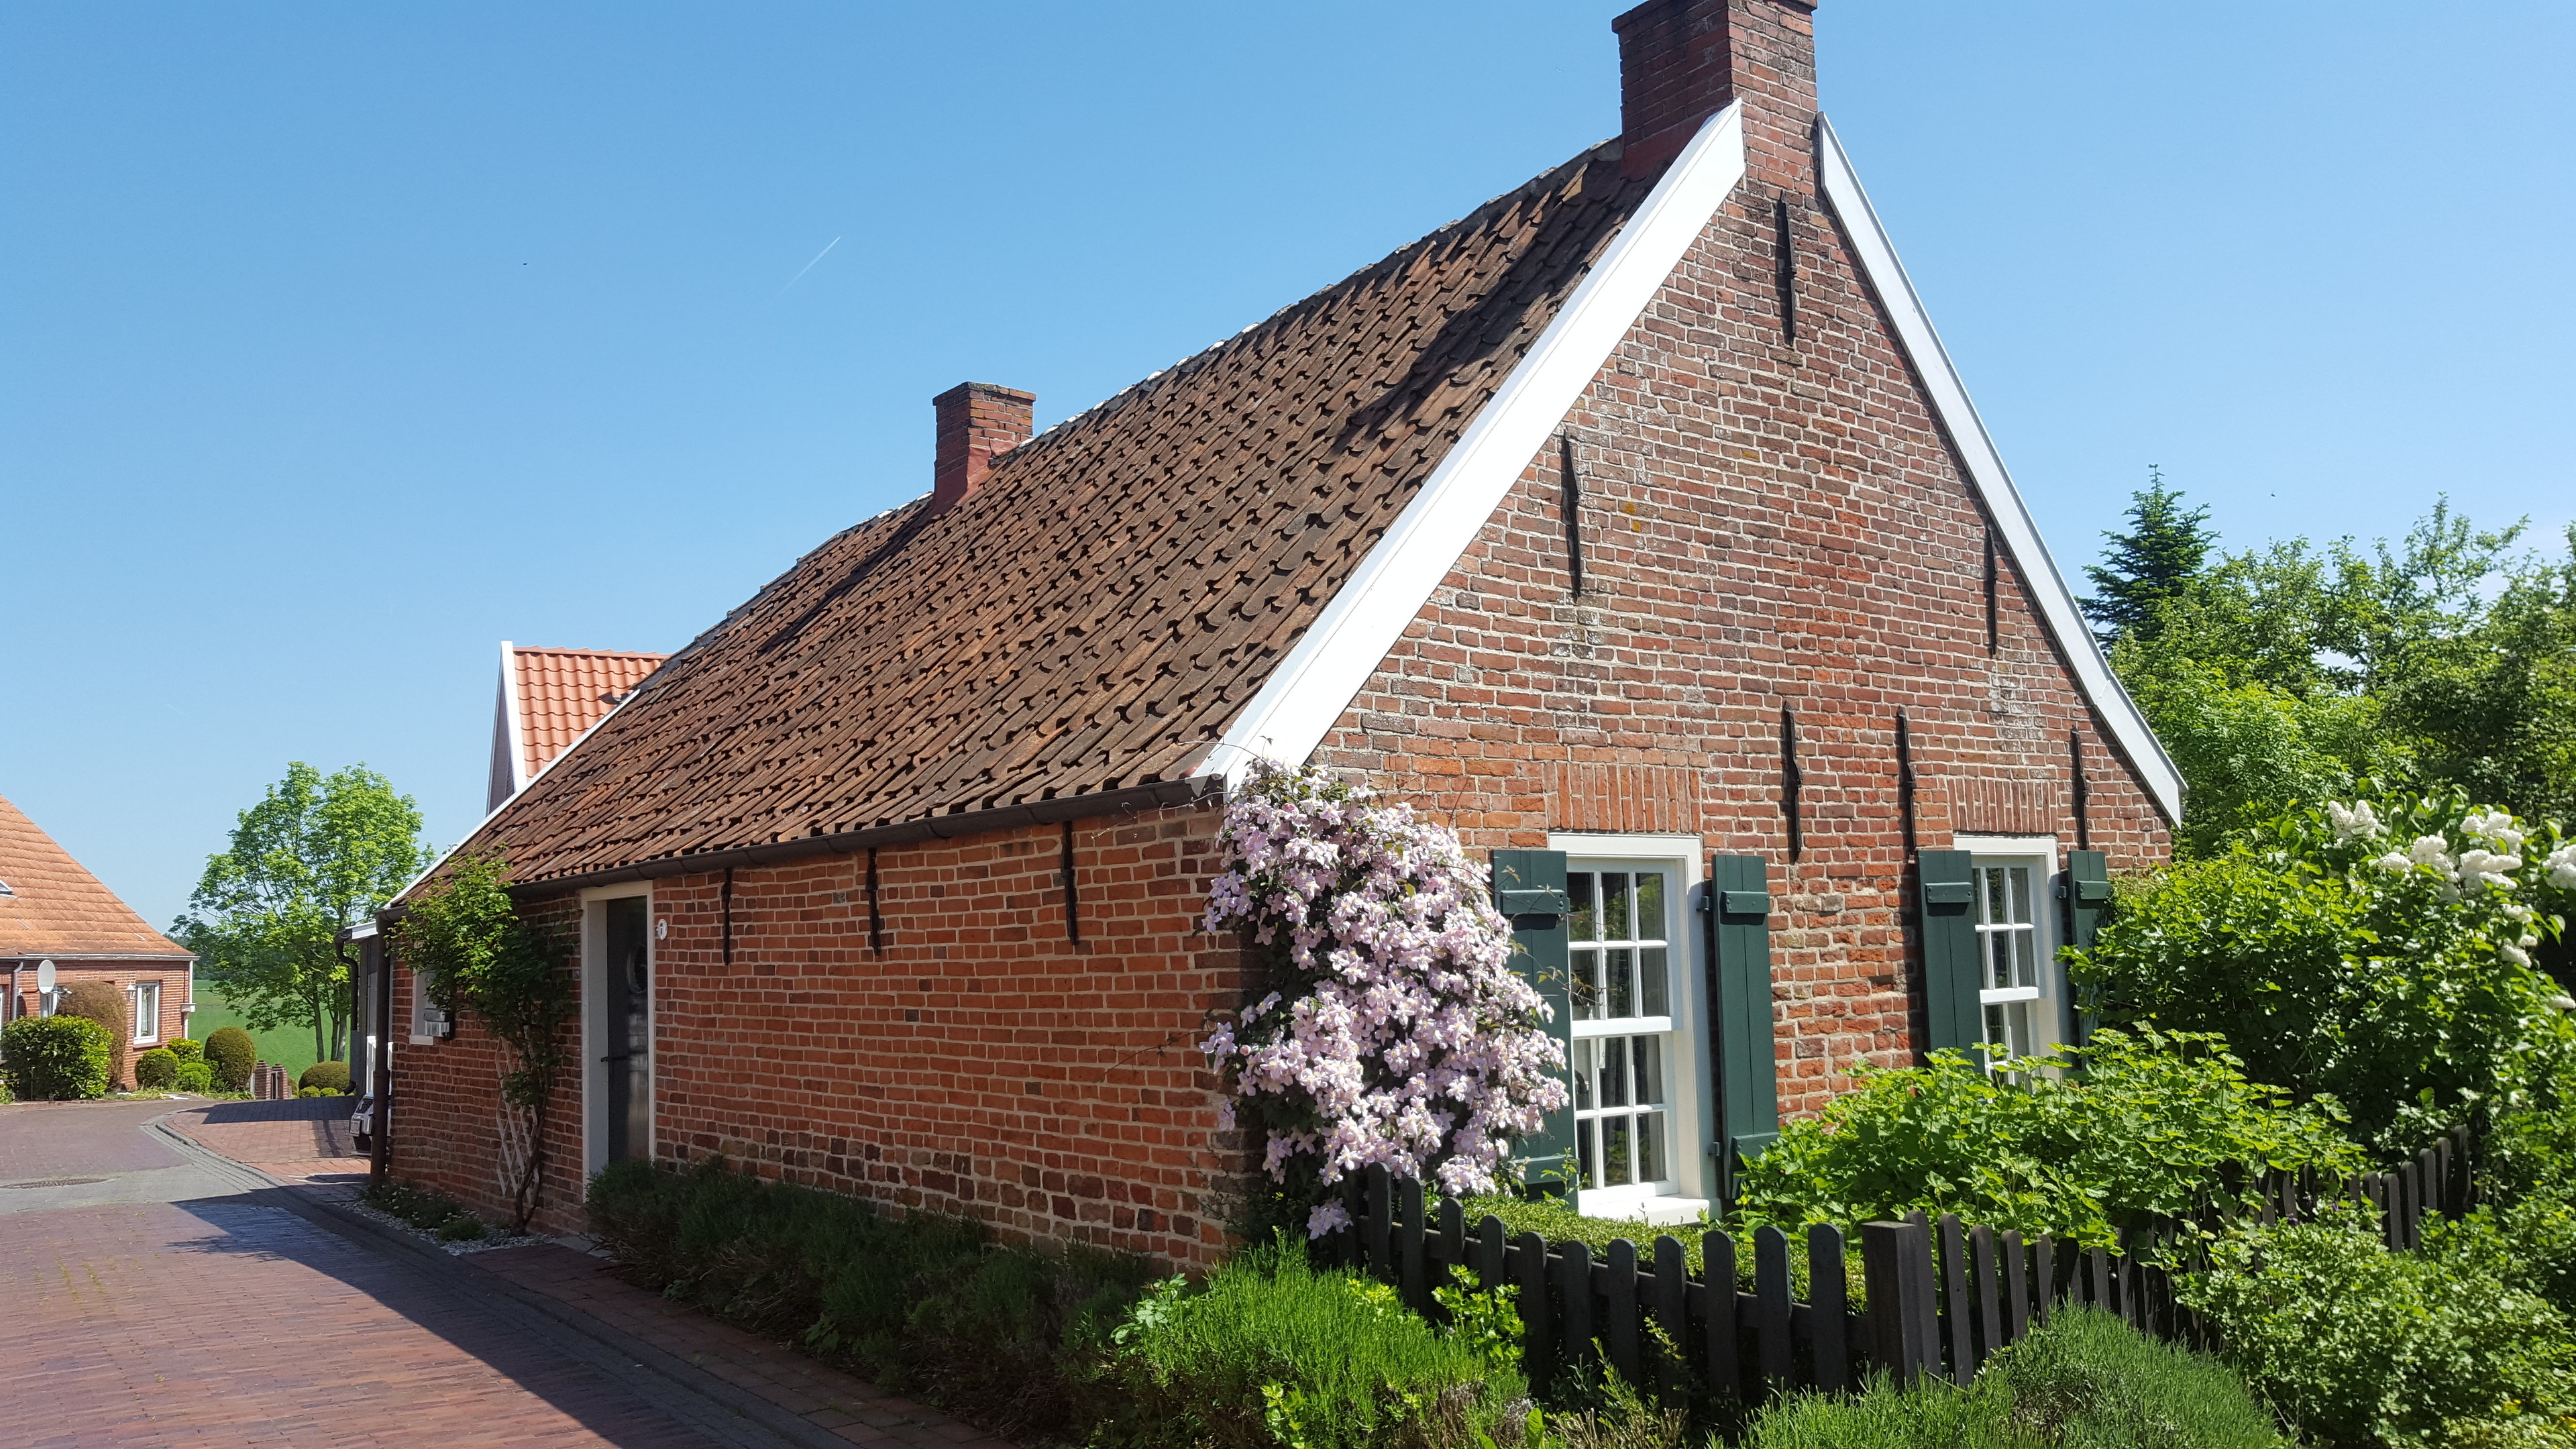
[[166, 1036, 203, 1064], [437, 1215, 487, 1242], [174, 1061, 213, 1093], [133, 1047, 180, 1089], [1989, 1305, 2287, 1448], [56, 979, 131, 1085], [2179, 1204, 2576, 1446], [202, 1026, 256, 1090], [1093, 1237, 1534, 1449], [2073, 794, 2576, 1155], [1199, 761, 1568, 1231], [300, 1061, 351, 1093], [367, 1179, 470, 1233], [1746, 1307, 2284, 1448], [1, 1015, 113, 1099], [586, 1156, 1155, 1440], [1730, 1028, 2361, 1246]]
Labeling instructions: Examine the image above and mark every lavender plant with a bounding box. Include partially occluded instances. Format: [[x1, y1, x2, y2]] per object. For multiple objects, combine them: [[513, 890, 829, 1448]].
[[1199, 761, 1568, 1234]]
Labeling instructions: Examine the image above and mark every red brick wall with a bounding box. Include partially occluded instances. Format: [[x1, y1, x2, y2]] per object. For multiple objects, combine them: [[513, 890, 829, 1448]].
[[388, 802, 1255, 1265], [5, 959, 193, 1081], [386, 892, 586, 1232], [1308, 4, 2170, 1124]]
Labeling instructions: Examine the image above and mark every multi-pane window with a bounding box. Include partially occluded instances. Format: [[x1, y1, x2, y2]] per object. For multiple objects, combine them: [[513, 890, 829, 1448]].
[[1974, 862, 2043, 1065], [1566, 867, 1673, 1195], [132, 980, 160, 1044]]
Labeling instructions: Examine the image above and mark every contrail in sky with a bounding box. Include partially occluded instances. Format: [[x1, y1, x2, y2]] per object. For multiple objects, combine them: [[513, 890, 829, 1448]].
[[775, 236, 841, 298]]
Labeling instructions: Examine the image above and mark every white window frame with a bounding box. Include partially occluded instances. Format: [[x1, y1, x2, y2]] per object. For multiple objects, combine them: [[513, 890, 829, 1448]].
[[580, 883, 655, 1179], [1953, 834, 2062, 1071], [132, 980, 160, 1045], [1548, 833, 1711, 1226]]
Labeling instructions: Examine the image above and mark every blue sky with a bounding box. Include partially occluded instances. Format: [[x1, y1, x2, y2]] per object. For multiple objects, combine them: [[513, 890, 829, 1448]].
[[5, 2, 2569, 930]]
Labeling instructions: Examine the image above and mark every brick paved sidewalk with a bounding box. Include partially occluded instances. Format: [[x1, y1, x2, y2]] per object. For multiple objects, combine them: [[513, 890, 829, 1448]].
[[164, 1096, 371, 1183], [160, 1100, 1015, 1449], [466, 1245, 1016, 1449]]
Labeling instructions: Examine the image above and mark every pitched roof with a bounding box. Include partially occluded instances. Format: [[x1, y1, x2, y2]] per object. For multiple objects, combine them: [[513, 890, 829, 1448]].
[[488, 643, 671, 812], [440, 142, 1652, 891], [0, 794, 191, 960]]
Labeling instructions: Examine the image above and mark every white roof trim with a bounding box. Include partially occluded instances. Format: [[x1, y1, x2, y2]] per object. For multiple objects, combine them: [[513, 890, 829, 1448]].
[[1814, 115, 2182, 823], [500, 639, 531, 798], [1206, 103, 1750, 786]]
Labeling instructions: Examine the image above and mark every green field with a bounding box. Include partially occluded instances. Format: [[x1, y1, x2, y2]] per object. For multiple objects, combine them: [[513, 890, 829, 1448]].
[[184, 991, 328, 1080]]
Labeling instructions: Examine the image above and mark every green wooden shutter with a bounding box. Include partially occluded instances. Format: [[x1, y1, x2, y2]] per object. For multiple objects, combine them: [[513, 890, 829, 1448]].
[[1703, 853, 1780, 1201], [2061, 849, 2111, 1049], [1917, 849, 1982, 1057], [1491, 849, 1576, 1195]]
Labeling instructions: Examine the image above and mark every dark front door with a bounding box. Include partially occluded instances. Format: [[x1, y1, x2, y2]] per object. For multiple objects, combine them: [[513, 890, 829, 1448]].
[[603, 897, 652, 1162]]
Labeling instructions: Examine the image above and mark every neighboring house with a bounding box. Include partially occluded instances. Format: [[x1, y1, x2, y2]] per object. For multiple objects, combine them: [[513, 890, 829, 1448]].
[[382, 0, 2178, 1260], [0, 793, 196, 1057], [486, 643, 669, 814]]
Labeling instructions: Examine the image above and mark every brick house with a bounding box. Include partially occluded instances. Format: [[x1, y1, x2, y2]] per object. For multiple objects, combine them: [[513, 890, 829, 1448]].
[[376, 0, 2178, 1262], [1, 794, 197, 1075]]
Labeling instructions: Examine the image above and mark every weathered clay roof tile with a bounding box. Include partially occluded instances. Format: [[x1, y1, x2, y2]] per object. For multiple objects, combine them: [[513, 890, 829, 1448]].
[[447, 144, 1646, 888]]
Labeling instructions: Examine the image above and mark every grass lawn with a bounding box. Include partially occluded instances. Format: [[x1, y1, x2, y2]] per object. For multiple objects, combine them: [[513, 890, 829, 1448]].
[[184, 991, 327, 1080]]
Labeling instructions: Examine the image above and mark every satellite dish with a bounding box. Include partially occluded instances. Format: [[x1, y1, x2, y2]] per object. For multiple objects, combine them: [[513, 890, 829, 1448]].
[[34, 960, 55, 992]]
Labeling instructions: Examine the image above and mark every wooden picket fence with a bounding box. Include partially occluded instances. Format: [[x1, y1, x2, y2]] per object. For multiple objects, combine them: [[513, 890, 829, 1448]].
[[1324, 1124, 2477, 1397]]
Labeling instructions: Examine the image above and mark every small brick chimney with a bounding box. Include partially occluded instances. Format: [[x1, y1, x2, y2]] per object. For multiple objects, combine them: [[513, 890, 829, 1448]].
[[930, 382, 1035, 515], [1613, 0, 1817, 184]]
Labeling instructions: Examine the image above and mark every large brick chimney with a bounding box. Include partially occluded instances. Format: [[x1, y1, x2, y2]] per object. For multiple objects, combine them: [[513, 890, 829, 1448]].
[[1613, 0, 1817, 186], [930, 382, 1034, 515]]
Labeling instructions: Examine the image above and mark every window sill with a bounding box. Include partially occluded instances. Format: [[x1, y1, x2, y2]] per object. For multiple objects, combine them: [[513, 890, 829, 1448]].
[[1578, 1192, 1713, 1228]]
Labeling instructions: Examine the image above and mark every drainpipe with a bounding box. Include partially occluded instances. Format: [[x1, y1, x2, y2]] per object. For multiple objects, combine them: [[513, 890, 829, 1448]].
[[337, 922, 391, 1191], [368, 928, 392, 1189]]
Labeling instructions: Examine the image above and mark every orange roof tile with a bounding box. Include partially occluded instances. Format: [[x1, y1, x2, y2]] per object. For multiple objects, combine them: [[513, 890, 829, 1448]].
[[511, 646, 668, 786], [0, 794, 191, 960], [489, 645, 669, 812]]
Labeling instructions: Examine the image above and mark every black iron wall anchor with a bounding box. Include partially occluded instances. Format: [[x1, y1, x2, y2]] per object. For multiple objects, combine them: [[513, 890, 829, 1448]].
[[2070, 728, 2092, 852], [1983, 533, 2000, 654], [1895, 709, 1919, 853], [1061, 818, 1082, 945], [866, 846, 885, 953], [1774, 195, 1797, 345], [1781, 705, 1805, 861], [1558, 435, 1586, 598]]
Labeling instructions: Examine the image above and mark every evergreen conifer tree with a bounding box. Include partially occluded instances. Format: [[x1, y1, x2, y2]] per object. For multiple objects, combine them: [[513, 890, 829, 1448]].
[[2083, 469, 2216, 645]]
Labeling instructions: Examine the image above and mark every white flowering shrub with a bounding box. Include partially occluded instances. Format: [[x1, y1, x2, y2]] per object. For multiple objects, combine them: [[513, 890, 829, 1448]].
[[1198, 761, 1569, 1234], [2075, 791, 2576, 1154]]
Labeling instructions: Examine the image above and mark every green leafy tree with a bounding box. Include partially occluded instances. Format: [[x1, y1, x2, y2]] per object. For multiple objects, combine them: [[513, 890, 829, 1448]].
[[174, 763, 432, 1066], [2080, 469, 2216, 645], [2096, 496, 2572, 857], [394, 852, 574, 1233], [2377, 523, 2576, 832]]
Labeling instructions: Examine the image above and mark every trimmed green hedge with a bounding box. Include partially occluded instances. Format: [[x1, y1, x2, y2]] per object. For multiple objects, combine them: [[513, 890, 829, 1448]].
[[587, 1157, 1155, 1442], [1, 1016, 113, 1099], [134, 1046, 180, 1089], [300, 1061, 350, 1093], [202, 1026, 255, 1091]]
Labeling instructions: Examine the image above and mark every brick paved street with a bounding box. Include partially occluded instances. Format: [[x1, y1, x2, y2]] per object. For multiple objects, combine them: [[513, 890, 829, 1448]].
[[163, 1097, 370, 1184], [0, 1097, 1015, 1449]]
